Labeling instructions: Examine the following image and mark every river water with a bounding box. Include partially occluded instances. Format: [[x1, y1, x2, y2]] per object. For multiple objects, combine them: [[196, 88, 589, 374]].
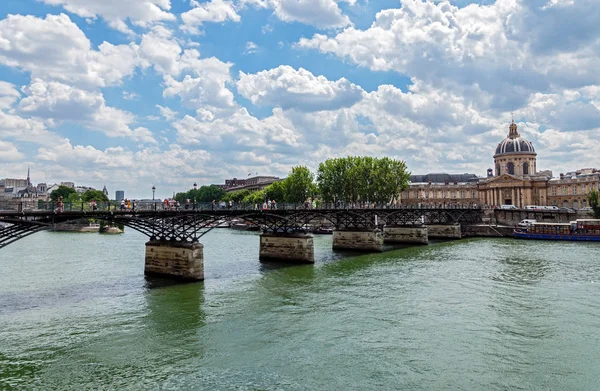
[[1, 229, 599, 390]]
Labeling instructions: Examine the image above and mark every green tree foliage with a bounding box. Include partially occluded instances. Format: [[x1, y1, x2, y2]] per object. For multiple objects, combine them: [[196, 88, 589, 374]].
[[82, 189, 109, 202], [316, 156, 410, 204], [588, 189, 600, 218], [175, 185, 225, 203], [264, 181, 286, 202], [284, 166, 315, 203], [50, 185, 77, 202], [242, 190, 265, 205], [222, 190, 251, 203]]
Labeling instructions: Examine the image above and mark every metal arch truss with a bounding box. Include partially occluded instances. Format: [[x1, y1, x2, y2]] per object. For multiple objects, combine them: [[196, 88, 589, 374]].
[[0, 219, 50, 249], [0, 208, 483, 249], [108, 214, 222, 243]]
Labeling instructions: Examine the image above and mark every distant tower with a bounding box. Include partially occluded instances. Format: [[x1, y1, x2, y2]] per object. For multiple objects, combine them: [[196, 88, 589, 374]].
[[27, 167, 31, 186], [102, 184, 109, 197]]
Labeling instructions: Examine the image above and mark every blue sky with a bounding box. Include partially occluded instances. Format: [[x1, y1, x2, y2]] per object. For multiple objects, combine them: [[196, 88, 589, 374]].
[[0, 0, 599, 199]]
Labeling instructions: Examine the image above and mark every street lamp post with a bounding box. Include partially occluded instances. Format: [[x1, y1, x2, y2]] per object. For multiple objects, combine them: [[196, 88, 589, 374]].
[[152, 185, 156, 200], [193, 182, 197, 210]]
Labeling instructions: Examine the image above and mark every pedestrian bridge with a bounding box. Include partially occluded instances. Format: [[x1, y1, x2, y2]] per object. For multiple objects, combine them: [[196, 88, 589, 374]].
[[0, 201, 483, 281]]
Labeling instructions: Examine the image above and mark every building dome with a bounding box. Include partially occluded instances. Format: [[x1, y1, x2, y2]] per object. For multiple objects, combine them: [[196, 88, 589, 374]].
[[494, 120, 536, 157]]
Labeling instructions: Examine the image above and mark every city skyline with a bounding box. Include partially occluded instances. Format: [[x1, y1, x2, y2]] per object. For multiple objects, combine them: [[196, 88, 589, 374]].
[[1, 0, 599, 200]]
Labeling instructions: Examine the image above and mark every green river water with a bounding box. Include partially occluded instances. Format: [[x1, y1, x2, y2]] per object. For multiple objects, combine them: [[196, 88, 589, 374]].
[[1, 229, 599, 390]]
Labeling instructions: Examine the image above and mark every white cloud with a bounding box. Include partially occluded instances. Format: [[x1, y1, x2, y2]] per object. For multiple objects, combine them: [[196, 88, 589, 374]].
[[18, 79, 156, 143], [0, 141, 24, 161], [181, 0, 240, 34], [237, 65, 364, 111], [156, 104, 178, 121], [0, 81, 21, 109], [243, 41, 259, 55], [298, 0, 600, 110], [242, 0, 352, 28], [0, 13, 145, 88], [37, 0, 175, 34], [123, 91, 139, 100], [163, 72, 235, 110]]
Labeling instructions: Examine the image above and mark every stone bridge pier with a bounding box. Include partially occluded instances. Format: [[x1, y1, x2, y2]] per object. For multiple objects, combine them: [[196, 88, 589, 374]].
[[427, 224, 462, 239], [383, 225, 428, 244], [144, 240, 205, 281], [332, 229, 384, 252], [259, 233, 314, 263]]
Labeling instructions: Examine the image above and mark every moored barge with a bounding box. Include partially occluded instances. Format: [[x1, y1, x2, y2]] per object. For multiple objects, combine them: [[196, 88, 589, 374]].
[[514, 219, 600, 241]]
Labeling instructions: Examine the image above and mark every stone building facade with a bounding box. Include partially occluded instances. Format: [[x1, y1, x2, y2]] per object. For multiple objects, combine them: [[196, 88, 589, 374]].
[[402, 121, 600, 209]]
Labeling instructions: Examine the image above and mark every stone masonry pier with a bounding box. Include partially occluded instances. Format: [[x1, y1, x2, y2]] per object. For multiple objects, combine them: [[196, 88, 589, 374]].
[[145, 240, 204, 281], [332, 230, 384, 252], [427, 224, 462, 239], [259, 233, 314, 263], [384, 226, 428, 244]]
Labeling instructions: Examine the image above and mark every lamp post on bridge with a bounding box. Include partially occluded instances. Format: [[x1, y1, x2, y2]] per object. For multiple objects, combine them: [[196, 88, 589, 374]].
[[193, 182, 197, 210], [152, 185, 156, 200]]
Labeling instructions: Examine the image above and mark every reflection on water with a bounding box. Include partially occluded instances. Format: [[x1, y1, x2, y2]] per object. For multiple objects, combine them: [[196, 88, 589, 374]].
[[144, 281, 206, 335]]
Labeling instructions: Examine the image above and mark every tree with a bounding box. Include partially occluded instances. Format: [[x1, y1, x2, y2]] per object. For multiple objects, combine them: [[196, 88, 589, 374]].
[[316, 156, 410, 204], [264, 181, 286, 202], [588, 188, 600, 218], [50, 185, 77, 202], [222, 190, 251, 203], [175, 185, 225, 204], [82, 189, 109, 202], [284, 166, 315, 203], [242, 190, 265, 205]]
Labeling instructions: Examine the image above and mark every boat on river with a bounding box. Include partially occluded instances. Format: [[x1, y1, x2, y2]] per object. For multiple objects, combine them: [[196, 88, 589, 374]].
[[514, 219, 600, 241]]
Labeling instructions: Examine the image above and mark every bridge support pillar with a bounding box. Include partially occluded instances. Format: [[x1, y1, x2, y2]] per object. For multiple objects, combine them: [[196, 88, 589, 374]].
[[259, 233, 314, 263], [427, 224, 462, 239], [384, 226, 428, 244], [144, 240, 204, 281], [332, 229, 384, 252]]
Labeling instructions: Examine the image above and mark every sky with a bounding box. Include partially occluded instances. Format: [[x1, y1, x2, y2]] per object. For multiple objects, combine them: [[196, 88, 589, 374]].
[[0, 0, 599, 200]]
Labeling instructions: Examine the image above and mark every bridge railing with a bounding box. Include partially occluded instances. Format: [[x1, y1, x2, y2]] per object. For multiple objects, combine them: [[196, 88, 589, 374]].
[[0, 199, 483, 213]]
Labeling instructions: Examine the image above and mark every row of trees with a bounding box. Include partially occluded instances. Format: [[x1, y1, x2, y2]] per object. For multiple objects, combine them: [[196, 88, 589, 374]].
[[174, 185, 225, 204], [174, 157, 411, 206], [317, 157, 411, 204]]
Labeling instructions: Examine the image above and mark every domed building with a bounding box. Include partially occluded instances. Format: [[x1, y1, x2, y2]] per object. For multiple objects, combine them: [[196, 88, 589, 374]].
[[402, 119, 600, 209], [478, 120, 549, 207]]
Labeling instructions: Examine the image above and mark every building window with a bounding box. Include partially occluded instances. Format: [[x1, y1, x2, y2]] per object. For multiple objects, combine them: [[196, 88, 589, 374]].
[[573, 186, 577, 195], [442, 191, 446, 199], [470, 190, 476, 199], [551, 187, 557, 196], [507, 162, 515, 175], [496, 164, 501, 176], [562, 186, 567, 195], [522, 162, 529, 175], [460, 190, 466, 199]]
